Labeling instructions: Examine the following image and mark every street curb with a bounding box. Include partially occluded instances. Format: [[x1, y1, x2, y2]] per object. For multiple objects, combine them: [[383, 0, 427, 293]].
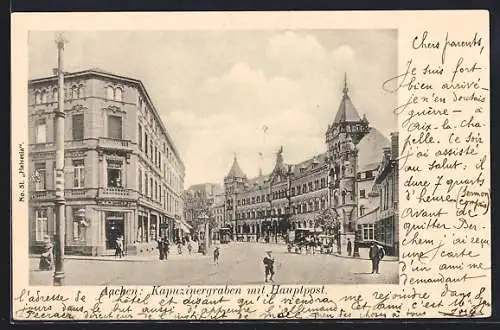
[[333, 253, 399, 262], [29, 254, 206, 263]]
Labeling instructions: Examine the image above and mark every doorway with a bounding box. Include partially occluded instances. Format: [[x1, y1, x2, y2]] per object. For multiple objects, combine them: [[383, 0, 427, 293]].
[[105, 212, 124, 249]]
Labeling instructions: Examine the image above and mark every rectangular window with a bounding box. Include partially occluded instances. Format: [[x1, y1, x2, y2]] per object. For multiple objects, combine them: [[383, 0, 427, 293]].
[[145, 173, 148, 195], [72, 209, 83, 241], [108, 115, 122, 139], [72, 114, 84, 140], [34, 163, 46, 191], [73, 159, 85, 188], [145, 134, 148, 156], [35, 208, 48, 241], [107, 162, 122, 188], [362, 224, 374, 240], [35, 120, 47, 143], [150, 178, 153, 198], [360, 189, 366, 198], [138, 169, 142, 194], [138, 124, 143, 150]]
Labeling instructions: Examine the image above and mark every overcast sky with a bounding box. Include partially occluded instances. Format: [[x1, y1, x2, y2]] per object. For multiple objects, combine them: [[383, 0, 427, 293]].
[[29, 30, 397, 188]]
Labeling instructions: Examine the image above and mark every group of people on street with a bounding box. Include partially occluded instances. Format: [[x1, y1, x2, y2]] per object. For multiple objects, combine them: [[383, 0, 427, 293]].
[[157, 237, 171, 260]]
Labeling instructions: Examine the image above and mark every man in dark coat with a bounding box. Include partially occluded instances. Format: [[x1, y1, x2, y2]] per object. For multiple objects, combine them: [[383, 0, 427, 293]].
[[369, 241, 385, 274], [157, 238, 165, 260], [263, 251, 275, 282]]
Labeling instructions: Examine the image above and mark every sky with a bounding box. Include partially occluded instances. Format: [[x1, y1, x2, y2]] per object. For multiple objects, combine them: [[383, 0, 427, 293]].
[[28, 30, 397, 188]]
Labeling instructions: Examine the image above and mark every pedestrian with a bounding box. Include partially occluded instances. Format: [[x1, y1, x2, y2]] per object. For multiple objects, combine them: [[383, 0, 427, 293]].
[[39, 235, 54, 271], [347, 239, 352, 257], [163, 239, 170, 260], [187, 241, 192, 255], [369, 241, 385, 274], [263, 250, 275, 283], [177, 242, 182, 255], [213, 246, 220, 265], [115, 235, 124, 258], [157, 237, 165, 260]]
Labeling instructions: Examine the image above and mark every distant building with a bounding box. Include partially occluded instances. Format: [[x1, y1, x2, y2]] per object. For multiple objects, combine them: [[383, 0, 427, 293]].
[[222, 75, 395, 253], [357, 132, 399, 256], [28, 68, 187, 255], [184, 183, 222, 240]]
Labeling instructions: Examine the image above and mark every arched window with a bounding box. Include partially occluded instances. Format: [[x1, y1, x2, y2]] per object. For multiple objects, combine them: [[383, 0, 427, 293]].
[[52, 88, 58, 101], [71, 86, 78, 99], [106, 86, 114, 100], [34, 91, 41, 104], [114, 87, 123, 102], [78, 85, 85, 99], [341, 190, 346, 204], [41, 90, 48, 103]]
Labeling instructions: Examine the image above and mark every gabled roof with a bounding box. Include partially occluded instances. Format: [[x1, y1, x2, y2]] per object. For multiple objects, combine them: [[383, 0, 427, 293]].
[[356, 128, 390, 172]]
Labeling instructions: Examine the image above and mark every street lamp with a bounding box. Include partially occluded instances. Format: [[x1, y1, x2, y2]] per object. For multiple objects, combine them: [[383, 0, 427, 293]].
[[53, 34, 67, 286], [198, 212, 210, 255]]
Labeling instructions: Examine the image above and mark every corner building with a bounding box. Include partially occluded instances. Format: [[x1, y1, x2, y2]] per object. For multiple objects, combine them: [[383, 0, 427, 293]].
[[28, 69, 186, 255], [223, 77, 396, 254]]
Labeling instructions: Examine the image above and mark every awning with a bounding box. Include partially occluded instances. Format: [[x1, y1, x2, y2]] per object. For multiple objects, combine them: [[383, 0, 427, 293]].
[[357, 207, 379, 225], [175, 219, 192, 233]]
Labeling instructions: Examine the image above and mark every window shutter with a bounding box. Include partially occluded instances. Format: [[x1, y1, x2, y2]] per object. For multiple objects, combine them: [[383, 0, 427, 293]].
[[108, 115, 122, 139], [72, 114, 84, 140]]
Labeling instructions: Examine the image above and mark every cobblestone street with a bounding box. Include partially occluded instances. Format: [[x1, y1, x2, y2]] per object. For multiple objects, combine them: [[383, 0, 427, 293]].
[[30, 242, 398, 286]]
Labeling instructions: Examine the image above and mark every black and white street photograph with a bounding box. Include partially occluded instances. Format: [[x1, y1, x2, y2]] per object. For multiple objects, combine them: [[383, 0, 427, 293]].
[[27, 29, 399, 286]]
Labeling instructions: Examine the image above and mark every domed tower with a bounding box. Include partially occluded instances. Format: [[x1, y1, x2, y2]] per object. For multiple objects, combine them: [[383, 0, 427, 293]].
[[325, 73, 370, 255], [224, 154, 247, 237]]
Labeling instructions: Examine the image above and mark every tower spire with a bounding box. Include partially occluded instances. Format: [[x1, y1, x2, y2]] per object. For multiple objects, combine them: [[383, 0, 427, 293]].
[[343, 72, 348, 95]]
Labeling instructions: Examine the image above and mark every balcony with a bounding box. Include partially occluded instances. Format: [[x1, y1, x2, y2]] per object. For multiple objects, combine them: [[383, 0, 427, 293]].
[[98, 138, 133, 152], [29, 142, 55, 151], [98, 187, 132, 199], [30, 190, 55, 201]]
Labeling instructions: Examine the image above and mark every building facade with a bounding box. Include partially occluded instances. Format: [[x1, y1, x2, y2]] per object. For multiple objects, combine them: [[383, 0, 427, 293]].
[[357, 132, 399, 256], [28, 68, 186, 255], [222, 76, 396, 254], [184, 183, 222, 241]]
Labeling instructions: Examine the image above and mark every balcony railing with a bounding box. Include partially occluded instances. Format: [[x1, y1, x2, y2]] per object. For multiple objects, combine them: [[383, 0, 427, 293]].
[[98, 137, 133, 151], [30, 190, 54, 200], [98, 187, 131, 198]]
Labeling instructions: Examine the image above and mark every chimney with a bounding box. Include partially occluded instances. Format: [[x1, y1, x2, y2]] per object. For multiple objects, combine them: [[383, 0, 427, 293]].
[[390, 132, 399, 160]]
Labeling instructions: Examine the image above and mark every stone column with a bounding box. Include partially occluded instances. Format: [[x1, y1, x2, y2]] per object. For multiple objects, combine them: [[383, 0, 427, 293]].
[[146, 210, 150, 242]]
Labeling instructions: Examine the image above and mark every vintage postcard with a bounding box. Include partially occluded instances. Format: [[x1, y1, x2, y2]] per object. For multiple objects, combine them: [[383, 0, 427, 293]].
[[11, 10, 490, 320]]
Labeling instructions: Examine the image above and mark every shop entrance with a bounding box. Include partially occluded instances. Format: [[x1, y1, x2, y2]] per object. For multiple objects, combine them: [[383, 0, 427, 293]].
[[105, 212, 125, 249]]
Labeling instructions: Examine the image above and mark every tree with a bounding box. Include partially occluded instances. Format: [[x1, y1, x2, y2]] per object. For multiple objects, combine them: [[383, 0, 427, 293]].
[[314, 208, 340, 236]]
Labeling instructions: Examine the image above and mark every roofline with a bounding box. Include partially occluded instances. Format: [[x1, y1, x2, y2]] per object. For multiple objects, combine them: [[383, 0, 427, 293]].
[[28, 69, 185, 170]]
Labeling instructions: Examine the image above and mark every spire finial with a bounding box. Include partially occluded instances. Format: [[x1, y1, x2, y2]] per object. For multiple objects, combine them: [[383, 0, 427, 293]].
[[343, 72, 348, 95], [233, 152, 237, 161]]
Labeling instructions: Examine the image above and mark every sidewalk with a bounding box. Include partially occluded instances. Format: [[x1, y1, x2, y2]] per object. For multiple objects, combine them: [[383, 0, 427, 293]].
[[29, 252, 207, 262], [333, 252, 399, 262]]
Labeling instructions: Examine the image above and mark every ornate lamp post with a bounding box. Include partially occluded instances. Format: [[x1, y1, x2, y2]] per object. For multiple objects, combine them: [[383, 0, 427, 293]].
[[198, 212, 209, 255], [53, 34, 67, 286]]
